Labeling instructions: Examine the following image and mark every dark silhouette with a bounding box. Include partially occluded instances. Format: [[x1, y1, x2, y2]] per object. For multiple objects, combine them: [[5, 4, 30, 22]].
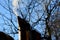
[[17, 16, 41, 40], [18, 16, 31, 40], [0, 31, 14, 40]]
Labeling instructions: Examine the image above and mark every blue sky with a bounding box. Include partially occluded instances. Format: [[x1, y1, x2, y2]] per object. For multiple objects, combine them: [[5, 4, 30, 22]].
[[0, 0, 18, 40], [0, 0, 60, 40]]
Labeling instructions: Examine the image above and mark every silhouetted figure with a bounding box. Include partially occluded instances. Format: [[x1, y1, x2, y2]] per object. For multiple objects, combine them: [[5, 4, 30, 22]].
[[0, 31, 14, 40], [18, 16, 31, 40], [17, 16, 42, 40]]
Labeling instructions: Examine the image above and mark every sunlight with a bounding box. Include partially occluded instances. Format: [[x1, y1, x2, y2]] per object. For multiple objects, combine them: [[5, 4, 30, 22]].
[[12, 0, 19, 16]]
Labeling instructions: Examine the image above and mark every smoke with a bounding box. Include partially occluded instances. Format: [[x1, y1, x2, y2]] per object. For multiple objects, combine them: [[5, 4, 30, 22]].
[[12, 0, 19, 16]]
